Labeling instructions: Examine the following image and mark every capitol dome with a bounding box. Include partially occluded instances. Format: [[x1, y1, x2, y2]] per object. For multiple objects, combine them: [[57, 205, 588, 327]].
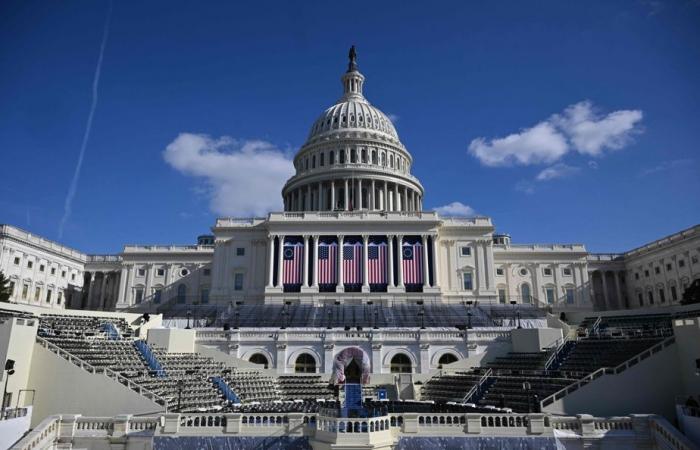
[[282, 47, 424, 213]]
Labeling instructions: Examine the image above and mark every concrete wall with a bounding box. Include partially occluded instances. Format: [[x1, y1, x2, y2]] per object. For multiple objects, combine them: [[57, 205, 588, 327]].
[[147, 328, 196, 353], [511, 327, 562, 353], [543, 342, 682, 420], [0, 317, 38, 408], [27, 343, 162, 426], [0, 406, 31, 449], [672, 317, 700, 399]]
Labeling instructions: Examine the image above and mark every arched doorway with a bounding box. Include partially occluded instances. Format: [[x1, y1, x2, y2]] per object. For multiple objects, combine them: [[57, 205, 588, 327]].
[[438, 353, 458, 368], [390, 353, 412, 373], [345, 359, 362, 383], [520, 283, 531, 304], [294, 353, 316, 373], [249, 353, 269, 369]]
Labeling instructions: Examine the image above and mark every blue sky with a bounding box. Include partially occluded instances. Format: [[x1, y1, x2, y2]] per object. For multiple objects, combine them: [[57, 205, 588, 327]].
[[1, 0, 699, 254]]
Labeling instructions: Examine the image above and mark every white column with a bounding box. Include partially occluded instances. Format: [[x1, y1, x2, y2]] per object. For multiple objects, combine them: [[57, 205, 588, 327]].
[[117, 266, 128, 306], [371, 180, 376, 210], [318, 182, 323, 211], [312, 235, 319, 288], [422, 235, 430, 288], [277, 235, 285, 288], [358, 179, 363, 210], [344, 179, 349, 211], [475, 242, 487, 293], [331, 181, 336, 211], [394, 184, 400, 211], [601, 271, 610, 310], [387, 235, 395, 287], [337, 235, 345, 291], [302, 235, 310, 288], [362, 235, 370, 292], [581, 265, 590, 306], [431, 235, 440, 288], [267, 235, 275, 287], [397, 235, 405, 288], [614, 272, 623, 309], [403, 187, 408, 213], [383, 181, 388, 211]]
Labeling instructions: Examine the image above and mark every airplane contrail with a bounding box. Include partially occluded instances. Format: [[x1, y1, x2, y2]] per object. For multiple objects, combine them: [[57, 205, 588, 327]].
[[58, 0, 113, 239]]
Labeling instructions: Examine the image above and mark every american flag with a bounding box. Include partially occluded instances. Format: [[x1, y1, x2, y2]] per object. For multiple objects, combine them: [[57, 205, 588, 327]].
[[368, 242, 387, 284], [283, 242, 303, 285], [317, 242, 338, 285], [402, 241, 424, 285], [343, 241, 363, 285]]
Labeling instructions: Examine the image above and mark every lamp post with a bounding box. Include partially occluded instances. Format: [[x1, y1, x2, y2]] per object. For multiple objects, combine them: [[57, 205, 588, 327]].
[[367, 301, 373, 329], [177, 379, 184, 411], [467, 311, 473, 330], [1, 359, 15, 419], [185, 310, 192, 329]]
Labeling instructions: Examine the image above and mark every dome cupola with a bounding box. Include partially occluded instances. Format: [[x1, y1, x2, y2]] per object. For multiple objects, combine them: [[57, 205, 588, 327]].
[[281, 47, 424, 213]]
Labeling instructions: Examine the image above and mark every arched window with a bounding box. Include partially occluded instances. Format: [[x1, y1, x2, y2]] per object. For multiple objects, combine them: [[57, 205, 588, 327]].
[[340, 150, 346, 164], [249, 353, 269, 369], [312, 155, 316, 168], [294, 353, 316, 373], [329, 151, 335, 165], [176, 284, 187, 304], [350, 149, 356, 163], [371, 151, 377, 164], [390, 353, 412, 373], [389, 154, 394, 168], [521, 283, 531, 303], [361, 148, 367, 163], [438, 353, 458, 368]]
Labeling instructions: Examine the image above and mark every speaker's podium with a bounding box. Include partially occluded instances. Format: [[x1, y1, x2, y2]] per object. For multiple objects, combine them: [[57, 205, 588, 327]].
[[340, 383, 365, 418]]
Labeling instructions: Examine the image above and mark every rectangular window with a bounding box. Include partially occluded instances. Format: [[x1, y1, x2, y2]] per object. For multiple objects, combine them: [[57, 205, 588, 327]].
[[34, 287, 41, 302], [496, 268, 504, 276], [638, 293, 643, 306], [8, 281, 15, 297], [156, 268, 165, 276], [61, 270, 66, 278], [679, 260, 685, 268], [51, 267, 56, 275], [563, 268, 572, 276], [234, 273, 244, 291], [644, 270, 649, 277], [546, 288, 555, 304], [27, 261, 33, 269], [46, 289, 52, 303], [137, 268, 146, 277], [39, 264, 45, 272], [203, 268, 211, 276], [463, 273, 473, 290], [655, 267, 660, 274], [648, 291, 654, 304], [666, 263, 672, 271], [57, 291, 63, 305], [671, 285, 678, 301], [201, 288, 209, 304], [460, 247, 471, 256], [236, 247, 245, 256], [543, 268, 552, 276], [135, 289, 144, 304], [22, 284, 29, 300], [659, 288, 666, 303], [498, 289, 506, 304], [71, 273, 76, 281], [565, 288, 575, 304], [635, 273, 640, 280], [13, 257, 20, 265]]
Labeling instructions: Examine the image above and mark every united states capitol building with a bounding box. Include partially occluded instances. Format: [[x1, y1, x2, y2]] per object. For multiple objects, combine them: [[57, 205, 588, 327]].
[[1, 49, 700, 450]]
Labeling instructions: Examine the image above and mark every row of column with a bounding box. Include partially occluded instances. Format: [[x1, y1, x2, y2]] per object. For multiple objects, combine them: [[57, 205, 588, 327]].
[[592, 270, 625, 310], [283, 179, 422, 212], [266, 234, 439, 291]]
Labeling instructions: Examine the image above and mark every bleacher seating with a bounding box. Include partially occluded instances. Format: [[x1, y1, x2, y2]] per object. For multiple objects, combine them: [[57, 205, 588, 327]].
[[278, 375, 334, 400], [420, 370, 483, 402], [557, 337, 664, 374]]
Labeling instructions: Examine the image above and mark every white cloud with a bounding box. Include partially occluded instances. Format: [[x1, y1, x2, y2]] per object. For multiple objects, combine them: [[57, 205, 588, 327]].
[[387, 113, 400, 123], [468, 101, 643, 166], [434, 201, 476, 217], [588, 160, 599, 169], [468, 122, 568, 167], [163, 133, 295, 217], [552, 101, 643, 156], [639, 158, 693, 176], [515, 180, 535, 195], [536, 163, 580, 181]]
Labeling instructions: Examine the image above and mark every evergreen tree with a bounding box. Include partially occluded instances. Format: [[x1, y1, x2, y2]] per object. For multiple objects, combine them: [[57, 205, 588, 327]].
[[0, 271, 12, 303]]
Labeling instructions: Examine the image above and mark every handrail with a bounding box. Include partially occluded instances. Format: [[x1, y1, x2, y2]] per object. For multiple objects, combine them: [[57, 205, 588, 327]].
[[540, 336, 676, 408], [543, 337, 567, 370], [649, 415, 697, 450], [463, 368, 492, 404], [591, 317, 602, 333], [35, 336, 167, 406]]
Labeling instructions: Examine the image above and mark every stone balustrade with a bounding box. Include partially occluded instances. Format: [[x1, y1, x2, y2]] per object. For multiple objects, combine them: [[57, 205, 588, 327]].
[[11, 411, 697, 450]]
